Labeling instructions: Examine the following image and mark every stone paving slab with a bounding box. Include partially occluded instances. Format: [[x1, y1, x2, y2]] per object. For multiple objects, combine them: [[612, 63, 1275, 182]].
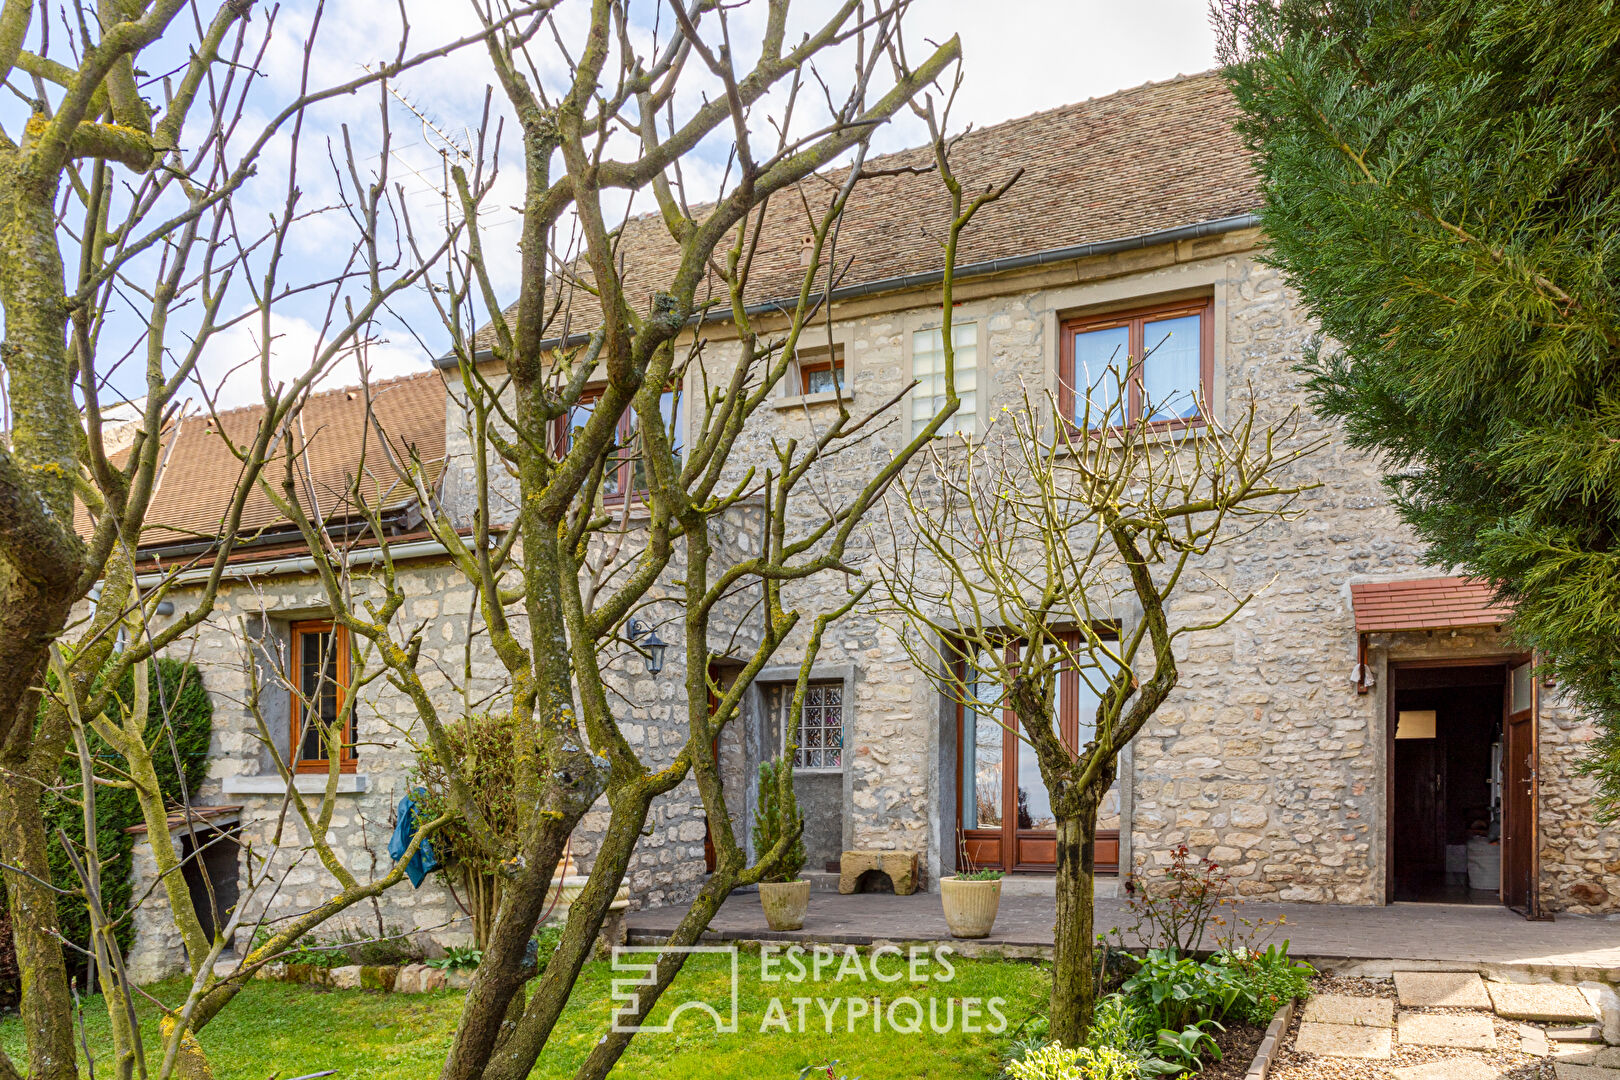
[[1553, 1064, 1620, 1080], [1396, 970, 1493, 1009], [1519, 1024, 1552, 1057], [1555, 1046, 1620, 1068], [1294, 1021, 1393, 1059], [1302, 993, 1395, 1027], [1489, 982, 1602, 1024], [1390, 1059, 1502, 1080], [623, 892, 1620, 973], [1397, 1012, 1500, 1050]]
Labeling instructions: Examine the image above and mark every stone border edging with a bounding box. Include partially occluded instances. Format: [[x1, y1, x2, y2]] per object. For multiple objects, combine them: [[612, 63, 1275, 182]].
[[251, 961, 475, 992], [1244, 996, 1297, 1080]]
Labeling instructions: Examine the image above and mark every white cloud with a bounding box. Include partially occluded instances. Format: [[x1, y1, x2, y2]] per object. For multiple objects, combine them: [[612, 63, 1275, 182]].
[[192, 312, 431, 413]]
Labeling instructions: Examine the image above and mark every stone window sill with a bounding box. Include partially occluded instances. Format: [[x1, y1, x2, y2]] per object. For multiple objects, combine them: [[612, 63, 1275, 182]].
[[772, 389, 853, 410], [222, 773, 371, 795]]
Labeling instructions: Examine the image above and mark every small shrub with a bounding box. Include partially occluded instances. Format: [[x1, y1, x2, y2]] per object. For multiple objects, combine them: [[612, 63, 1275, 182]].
[[1003, 1043, 1141, 1080], [1213, 942, 1314, 1026], [958, 867, 1006, 881], [753, 750, 805, 883], [1121, 846, 1231, 957], [1120, 949, 1254, 1032], [426, 945, 483, 971], [1151, 1020, 1223, 1073]]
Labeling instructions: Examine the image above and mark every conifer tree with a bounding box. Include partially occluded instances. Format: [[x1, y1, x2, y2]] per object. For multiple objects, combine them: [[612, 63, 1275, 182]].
[[1218, 0, 1620, 814]]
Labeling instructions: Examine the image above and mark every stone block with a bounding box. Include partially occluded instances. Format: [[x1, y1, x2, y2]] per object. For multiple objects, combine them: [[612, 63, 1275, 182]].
[[1302, 994, 1395, 1027], [1293, 1021, 1393, 1059], [1395, 971, 1492, 1009], [838, 849, 920, 896], [395, 964, 447, 993], [1397, 1012, 1498, 1051], [1555, 1046, 1620, 1068], [359, 965, 397, 992], [1554, 1065, 1620, 1080], [1488, 982, 1601, 1024], [329, 965, 363, 990], [1550, 1026, 1607, 1043], [1389, 1059, 1501, 1080], [1519, 1024, 1551, 1057]]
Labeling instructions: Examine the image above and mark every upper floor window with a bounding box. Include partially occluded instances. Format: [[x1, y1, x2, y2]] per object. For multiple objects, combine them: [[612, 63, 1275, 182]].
[[911, 322, 977, 438], [291, 620, 355, 772], [558, 387, 683, 498], [1059, 299, 1212, 431], [794, 344, 846, 396]]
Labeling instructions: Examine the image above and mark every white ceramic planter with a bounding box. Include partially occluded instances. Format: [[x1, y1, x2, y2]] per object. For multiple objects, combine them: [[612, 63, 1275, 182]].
[[759, 879, 812, 931], [939, 876, 1001, 938]]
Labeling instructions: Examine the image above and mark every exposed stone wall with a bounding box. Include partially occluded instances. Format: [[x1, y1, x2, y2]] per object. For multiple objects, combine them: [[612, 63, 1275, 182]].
[[1539, 682, 1620, 913], [126, 552, 712, 981]]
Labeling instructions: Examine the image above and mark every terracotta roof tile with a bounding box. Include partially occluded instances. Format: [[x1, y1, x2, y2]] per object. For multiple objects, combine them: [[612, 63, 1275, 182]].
[[88, 370, 448, 553], [473, 72, 1257, 350], [1350, 577, 1513, 633]]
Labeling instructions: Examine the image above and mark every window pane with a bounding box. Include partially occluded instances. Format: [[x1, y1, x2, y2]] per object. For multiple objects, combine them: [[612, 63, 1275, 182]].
[[911, 323, 977, 438], [1015, 737, 1055, 830], [1142, 313, 1202, 421], [1070, 646, 1123, 750], [790, 680, 843, 769], [804, 364, 841, 395], [961, 657, 1003, 829], [1073, 325, 1129, 429], [298, 630, 340, 762]]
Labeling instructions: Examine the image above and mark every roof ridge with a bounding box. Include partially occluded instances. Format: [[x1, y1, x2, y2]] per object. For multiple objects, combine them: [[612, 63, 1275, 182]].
[[181, 366, 441, 428]]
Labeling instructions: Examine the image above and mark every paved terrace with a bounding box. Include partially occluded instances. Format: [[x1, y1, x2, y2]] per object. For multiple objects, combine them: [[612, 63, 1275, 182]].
[[625, 893, 1620, 982]]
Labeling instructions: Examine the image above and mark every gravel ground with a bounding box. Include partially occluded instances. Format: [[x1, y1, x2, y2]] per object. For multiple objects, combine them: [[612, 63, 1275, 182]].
[[1266, 976, 1556, 1080]]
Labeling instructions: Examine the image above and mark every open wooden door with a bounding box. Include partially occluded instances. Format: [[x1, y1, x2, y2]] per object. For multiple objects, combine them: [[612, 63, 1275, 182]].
[[1501, 659, 1537, 915]]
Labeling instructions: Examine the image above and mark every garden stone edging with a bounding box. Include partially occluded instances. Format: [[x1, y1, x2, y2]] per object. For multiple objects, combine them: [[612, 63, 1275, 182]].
[[1244, 997, 1298, 1080], [254, 962, 474, 992]]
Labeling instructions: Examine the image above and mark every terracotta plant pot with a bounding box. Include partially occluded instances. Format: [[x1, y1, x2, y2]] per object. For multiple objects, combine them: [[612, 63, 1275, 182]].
[[758, 879, 811, 931], [940, 876, 1001, 938]]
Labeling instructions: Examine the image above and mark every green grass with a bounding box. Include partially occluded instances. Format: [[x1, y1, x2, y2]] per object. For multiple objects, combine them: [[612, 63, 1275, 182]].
[[1, 948, 1050, 1080]]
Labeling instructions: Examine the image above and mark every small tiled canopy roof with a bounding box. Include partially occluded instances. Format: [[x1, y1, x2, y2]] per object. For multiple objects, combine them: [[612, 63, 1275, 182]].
[[471, 71, 1258, 351], [1350, 577, 1514, 632], [91, 370, 447, 554]]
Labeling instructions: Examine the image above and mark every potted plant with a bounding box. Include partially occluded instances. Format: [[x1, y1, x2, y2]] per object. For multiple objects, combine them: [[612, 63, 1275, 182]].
[[753, 749, 809, 931], [940, 845, 1004, 938]]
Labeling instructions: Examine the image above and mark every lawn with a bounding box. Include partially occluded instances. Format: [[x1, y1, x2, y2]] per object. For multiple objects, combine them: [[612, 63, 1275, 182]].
[[0, 947, 1050, 1080]]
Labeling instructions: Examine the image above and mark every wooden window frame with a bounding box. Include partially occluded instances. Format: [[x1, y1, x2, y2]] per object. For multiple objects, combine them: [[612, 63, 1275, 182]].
[[290, 619, 356, 773], [1058, 298, 1214, 434], [553, 385, 682, 501], [798, 356, 845, 397]]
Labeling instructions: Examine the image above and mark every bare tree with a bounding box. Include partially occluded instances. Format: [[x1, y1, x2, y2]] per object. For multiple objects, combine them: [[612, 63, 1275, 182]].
[[874, 386, 1320, 1044], [0, 4, 551, 1077], [248, 4, 1024, 1079]]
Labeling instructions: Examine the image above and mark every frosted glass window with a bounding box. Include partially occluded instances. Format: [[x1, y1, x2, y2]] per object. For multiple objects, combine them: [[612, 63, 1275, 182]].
[[911, 322, 978, 438]]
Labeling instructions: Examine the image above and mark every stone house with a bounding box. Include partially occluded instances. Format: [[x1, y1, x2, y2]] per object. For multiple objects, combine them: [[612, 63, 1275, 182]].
[[122, 72, 1619, 981]]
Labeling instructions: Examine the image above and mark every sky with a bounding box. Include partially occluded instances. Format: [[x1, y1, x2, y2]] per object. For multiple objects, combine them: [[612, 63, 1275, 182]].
[[37, 0, 1220, 412]]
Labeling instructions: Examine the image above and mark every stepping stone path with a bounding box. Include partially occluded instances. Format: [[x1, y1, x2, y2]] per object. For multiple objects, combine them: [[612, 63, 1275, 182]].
[[1293, 970, 1618, 1077]]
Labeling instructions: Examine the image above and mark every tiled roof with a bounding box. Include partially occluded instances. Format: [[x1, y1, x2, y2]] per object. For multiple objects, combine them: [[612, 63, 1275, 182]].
[[472, 71, 1257, 351], [98, 370, 447, 553], [1350, 577, 1514, 633]]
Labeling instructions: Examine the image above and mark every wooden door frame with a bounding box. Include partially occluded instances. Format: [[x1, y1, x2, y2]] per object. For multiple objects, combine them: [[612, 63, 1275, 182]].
[[1383, 653, 1537, 915]]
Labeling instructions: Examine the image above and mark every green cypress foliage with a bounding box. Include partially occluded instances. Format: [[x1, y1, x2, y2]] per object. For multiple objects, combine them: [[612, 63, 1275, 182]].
[[753, 750, 806, 883], [41, 660, 213, 971], [1218, 0, 1620, 815]]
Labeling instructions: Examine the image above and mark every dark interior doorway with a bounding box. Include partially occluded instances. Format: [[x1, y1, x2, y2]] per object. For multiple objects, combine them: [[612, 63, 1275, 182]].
[[180, 822, 241, 952], [1389, 663, 1510, 906]]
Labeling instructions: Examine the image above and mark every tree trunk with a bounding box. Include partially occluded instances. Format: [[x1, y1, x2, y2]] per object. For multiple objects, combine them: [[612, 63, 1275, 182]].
[[0, 716, 78, 1080], [1050, 789, 1101, 1048]]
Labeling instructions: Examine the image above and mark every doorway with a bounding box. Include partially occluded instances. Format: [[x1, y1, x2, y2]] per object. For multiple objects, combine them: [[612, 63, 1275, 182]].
[[1387, 659, 1536, 911]]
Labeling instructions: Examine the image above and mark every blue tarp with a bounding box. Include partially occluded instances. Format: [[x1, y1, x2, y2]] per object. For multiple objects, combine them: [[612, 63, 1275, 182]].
[[388, 791, 439, 888]]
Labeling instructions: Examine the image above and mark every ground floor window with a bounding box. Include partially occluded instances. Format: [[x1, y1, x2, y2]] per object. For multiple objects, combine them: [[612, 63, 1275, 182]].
[[783, 681, 843, 770]]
